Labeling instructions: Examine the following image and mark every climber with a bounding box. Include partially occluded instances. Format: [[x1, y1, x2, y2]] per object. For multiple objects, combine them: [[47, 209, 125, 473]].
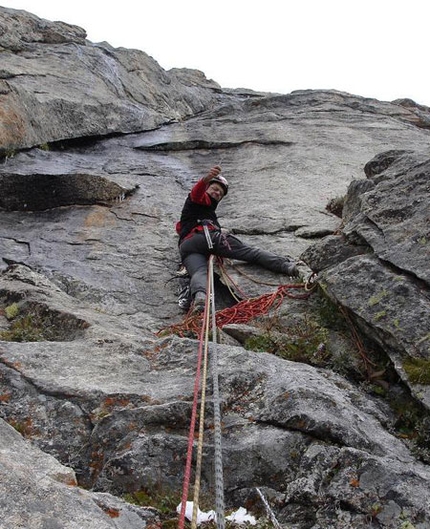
[[176, 166, 299, 314]]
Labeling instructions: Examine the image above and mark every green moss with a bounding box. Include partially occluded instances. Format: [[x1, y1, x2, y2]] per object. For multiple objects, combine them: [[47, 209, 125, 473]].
[[245, 335, 276, 354], [123, 485, 191, 529], [0, 301, 87, 342], [0, 148, 17, 160], [315, 293, 348, 332], [124, 487, 180, 515], [374, 310, 387, 321], [0, 314, 47, 342], [0, 304, 68, 342], [245, 320, 330, 367], [388, 391, 430, 463], [5, 303, 20, 320], [403, 357, 430, 385], [368, 289, 388, 307], [400, 521, 417, 529]]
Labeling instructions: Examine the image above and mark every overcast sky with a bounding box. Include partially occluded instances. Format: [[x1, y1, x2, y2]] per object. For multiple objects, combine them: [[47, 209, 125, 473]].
[[2, 0, 429, 106]]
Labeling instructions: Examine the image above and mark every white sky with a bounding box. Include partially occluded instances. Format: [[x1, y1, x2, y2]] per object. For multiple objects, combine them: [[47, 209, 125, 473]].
[[2, 0, 430, 106]]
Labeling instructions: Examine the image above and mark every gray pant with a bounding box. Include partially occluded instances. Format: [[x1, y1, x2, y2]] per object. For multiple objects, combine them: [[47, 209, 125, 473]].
[[179, 231, 291, 298]]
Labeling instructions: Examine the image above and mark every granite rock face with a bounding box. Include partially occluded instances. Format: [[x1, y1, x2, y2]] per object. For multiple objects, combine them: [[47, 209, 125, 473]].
[[1, 6, 430, 529], [0, 6, 224, 152], [303, 150, 430, 409]]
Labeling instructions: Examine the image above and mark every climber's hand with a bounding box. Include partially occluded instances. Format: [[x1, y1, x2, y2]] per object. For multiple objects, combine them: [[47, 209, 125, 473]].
[[204, 166, 222, 181]]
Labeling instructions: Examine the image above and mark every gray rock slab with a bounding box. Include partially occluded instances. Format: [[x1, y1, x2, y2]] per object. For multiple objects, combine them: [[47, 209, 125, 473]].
[[0, 419, 157, 529]]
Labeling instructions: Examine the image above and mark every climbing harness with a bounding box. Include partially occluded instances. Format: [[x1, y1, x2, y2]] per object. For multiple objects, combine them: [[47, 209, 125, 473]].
[[178, 255, 225, 529]]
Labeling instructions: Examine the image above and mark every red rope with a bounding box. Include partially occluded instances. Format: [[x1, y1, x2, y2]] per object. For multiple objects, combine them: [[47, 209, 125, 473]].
[[177, 267, 212, 529], [159, 283, 311, 338]]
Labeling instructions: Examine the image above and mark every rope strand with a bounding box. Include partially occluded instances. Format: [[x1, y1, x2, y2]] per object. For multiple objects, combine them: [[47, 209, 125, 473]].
[[178, 282, 211, 529], [191, 262, 213, 529], [209, 257, 226, 529], [178, 256, 226, 529]]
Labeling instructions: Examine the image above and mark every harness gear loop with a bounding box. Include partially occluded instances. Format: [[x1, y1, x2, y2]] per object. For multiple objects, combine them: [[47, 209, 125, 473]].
[[197, 219, 218, 251], [203, 223, 214, 250]]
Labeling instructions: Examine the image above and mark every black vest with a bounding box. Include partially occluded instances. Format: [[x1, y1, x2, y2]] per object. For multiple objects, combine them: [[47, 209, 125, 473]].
[[178, 194, 220, 241]]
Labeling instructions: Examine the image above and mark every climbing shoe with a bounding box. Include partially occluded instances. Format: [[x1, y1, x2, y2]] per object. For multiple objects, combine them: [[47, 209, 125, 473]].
[[191, 291, 206, 315], [178, 284, 191, 311], [176, 265, 192, 311]]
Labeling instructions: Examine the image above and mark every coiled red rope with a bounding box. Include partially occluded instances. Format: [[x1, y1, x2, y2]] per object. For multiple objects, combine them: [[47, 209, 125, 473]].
[[159, 283, 311, 338]]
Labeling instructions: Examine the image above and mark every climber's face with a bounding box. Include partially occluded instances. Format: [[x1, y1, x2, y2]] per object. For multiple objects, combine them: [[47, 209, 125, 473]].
[[206, 182, 225, 202]]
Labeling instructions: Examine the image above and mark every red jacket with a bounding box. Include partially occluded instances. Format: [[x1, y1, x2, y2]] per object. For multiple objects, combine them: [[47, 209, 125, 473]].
[[176, 179, 221, 241]]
